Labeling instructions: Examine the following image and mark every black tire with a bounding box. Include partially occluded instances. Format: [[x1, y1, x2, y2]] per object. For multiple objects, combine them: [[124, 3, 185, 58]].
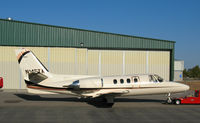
[[167, 99, 172, 104]]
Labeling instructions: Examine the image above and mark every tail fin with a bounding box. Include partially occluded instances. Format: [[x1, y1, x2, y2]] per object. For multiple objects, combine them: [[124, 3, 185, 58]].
[[15, 49, 49, 83]]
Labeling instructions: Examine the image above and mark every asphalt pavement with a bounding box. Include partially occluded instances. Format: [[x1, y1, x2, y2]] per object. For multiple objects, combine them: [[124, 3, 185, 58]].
[[0, 90, 200, 123]]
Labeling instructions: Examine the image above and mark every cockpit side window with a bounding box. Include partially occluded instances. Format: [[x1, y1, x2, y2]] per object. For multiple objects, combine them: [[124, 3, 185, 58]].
[[149, 75, 158, 83], [154, 75, 164, 82]]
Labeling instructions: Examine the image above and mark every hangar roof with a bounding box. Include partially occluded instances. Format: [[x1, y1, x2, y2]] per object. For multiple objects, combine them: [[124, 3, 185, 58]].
[[0, 18, 175, 50]]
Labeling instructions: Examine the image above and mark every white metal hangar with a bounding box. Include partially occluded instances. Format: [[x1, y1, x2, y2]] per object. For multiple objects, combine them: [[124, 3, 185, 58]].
[[0, 18, 175, 90]]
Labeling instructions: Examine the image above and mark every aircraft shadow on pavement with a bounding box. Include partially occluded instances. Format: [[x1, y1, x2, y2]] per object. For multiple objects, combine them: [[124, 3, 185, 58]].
[[14, 94, 80, 102], [87, 98, 164, 108], [115, 98, 163, 103], [14, 94, 163, 108]]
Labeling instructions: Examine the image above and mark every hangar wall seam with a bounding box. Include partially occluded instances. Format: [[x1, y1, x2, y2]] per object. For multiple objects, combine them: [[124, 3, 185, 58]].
[[123, 51, 125, 75], [75, 48, 77, 74], [146, 51, 149, 74], [86, 49, 88, 75], [99, 51, 101, 77], [48, 47, 50, 71]]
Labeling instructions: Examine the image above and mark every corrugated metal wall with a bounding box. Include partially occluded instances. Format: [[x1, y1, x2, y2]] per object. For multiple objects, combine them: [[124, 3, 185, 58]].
[[101, 50, 123, 76], [0, 19, 174, 50], [50, 48, 76, 74], [0, 47, 21, 89], [125, 51, 147, 74], [0, 46, 170, 89], [0, 19, 175, 80], [88, 50, 99, 75], [148, 51, 170, 80]]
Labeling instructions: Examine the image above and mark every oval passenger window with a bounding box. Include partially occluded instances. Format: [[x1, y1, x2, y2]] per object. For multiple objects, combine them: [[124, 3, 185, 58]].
[[120, 79, 124, 84], [134, 78, 138, 83], [113, 79, 117, 84]]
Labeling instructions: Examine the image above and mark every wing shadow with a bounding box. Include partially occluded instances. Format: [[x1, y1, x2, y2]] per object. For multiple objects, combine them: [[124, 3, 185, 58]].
[[14, 94, 164, 108], [14, 94, 80, 102]]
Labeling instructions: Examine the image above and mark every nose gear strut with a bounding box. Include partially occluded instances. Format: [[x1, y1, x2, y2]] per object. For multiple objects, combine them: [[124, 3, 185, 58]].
[[166, 93, 172, 104]]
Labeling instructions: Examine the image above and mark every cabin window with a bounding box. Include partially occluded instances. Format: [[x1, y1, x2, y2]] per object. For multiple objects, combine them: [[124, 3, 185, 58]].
[[113, 79, 117, 84], [127, 78, 131, 83], [134, 78, 138, 83], [120, 79, 124, 84]]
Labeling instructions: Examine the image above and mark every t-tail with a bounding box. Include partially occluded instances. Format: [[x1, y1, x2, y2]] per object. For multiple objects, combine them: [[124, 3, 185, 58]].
[[15, 49, 50, 84]]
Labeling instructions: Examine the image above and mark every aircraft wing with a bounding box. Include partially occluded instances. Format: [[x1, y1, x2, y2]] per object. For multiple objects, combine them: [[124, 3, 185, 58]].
[[90, 89, 130, 98]]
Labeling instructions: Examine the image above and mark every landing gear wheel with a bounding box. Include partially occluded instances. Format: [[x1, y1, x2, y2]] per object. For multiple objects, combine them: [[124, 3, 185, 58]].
[[166, 93, 172, 104], [175, 100, 181, 105], [167, 98, 172, 104]]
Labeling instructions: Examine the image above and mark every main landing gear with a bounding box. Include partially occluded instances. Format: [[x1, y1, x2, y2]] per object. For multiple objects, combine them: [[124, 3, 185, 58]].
[[103, 95, 115, 107], [81, 95, 115, 108]]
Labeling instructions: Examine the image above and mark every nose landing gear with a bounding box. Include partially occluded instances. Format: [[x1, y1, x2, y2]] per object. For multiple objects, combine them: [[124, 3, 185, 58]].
[[166, 93, 172, 104]]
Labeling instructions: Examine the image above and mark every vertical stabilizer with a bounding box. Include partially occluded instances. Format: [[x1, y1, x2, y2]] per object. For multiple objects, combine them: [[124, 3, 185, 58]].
[[15, 49, 50, 82]]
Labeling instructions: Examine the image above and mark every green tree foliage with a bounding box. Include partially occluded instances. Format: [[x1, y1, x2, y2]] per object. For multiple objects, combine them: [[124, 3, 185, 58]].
[[183, 69, 188, 78], [184, 65, 200, 79]]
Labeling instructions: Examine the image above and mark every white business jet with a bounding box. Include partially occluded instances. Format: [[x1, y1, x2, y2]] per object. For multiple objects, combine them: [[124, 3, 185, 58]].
[[15, 49, 189, 105]]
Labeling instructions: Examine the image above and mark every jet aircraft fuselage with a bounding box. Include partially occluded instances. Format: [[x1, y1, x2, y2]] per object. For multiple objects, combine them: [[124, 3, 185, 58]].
[[15, 49, 189, 105]]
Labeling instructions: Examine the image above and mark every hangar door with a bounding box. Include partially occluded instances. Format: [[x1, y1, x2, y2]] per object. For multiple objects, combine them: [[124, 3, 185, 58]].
[[148, 51, 170, 81], [0, 46, 170, 89], [87, 50, 170, 81]]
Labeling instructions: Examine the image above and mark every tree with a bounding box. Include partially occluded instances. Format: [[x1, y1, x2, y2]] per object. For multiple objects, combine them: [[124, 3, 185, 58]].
[[184, 65, 200, 79], [183, 69, 188, 78]]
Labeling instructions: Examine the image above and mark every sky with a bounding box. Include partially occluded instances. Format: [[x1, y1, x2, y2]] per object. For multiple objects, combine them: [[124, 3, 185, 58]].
[[0, 0, 200, 69]]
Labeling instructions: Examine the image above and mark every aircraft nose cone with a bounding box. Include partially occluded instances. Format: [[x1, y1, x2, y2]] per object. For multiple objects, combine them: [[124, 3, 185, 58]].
[[182, 84, 190, 91], [171, 82, 190, 92]]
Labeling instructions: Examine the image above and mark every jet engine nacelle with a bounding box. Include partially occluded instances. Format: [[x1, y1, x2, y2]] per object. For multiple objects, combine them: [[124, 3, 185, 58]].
[[79, 78, 102, 88], [68, 78, 102, 90]]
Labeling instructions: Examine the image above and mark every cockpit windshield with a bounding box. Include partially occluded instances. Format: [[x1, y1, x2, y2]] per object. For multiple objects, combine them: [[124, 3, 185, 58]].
[[149, 75, 158, 82], [154, 74, 164, 82], [149, 75, 164, 83]]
